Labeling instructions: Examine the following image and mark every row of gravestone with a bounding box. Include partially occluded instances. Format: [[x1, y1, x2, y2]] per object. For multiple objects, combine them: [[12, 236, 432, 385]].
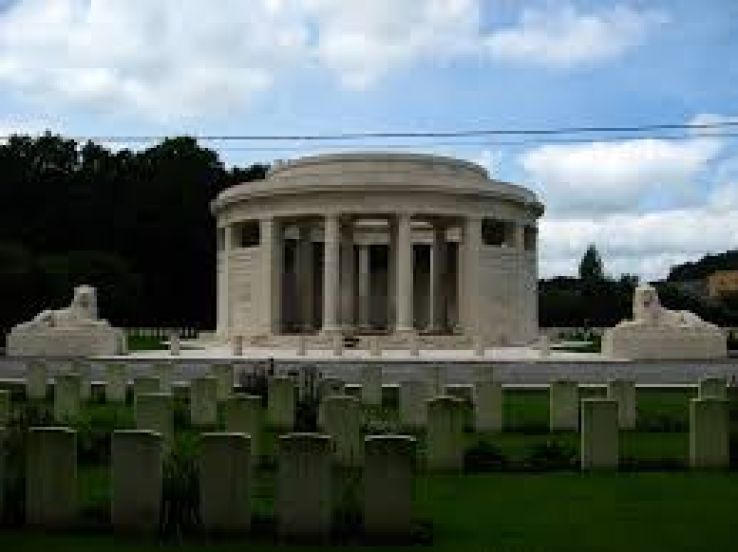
[[7, 427, 415, 539], [9, 360, 734, 435]]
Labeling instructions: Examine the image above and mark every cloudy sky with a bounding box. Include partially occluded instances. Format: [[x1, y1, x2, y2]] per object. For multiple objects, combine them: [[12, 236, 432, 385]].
[[0, 0, 737, 280]]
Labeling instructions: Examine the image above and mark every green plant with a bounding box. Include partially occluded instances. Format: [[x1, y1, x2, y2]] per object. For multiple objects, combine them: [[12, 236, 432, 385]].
[[72, 405, 133, 465], [463, 440, 509, 473], [160, 434, 201, 539], [1, 402, 53, 525], [333, 469, 362, 540], [523, 440, 578, 471]]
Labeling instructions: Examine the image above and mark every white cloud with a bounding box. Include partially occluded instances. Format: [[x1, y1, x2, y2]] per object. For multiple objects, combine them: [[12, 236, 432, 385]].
[[0, 1, 666, 118], [526, 114, 738, 280], [521, 136, 722, 214], [485, 4, 668, 67], [305, 0, 481, 89], [0, 0, 307, 119], [539, 206, 738, 281]]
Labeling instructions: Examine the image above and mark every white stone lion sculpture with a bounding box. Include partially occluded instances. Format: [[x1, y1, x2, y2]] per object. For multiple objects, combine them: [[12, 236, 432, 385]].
[[20, 285, 105, 329], [630, 284, 714, 328], [602, 284, 726, 360], [7, 285, 126, 357]]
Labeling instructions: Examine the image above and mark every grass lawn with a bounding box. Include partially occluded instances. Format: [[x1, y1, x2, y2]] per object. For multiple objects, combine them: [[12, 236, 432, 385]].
[[3, 472, 738, 551], [3, 385, 736, 550]]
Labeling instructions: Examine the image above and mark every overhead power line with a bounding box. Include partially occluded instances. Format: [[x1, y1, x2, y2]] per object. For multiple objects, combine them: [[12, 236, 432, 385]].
[[2, 120, 737, 144], [212, 131, 738, 153]]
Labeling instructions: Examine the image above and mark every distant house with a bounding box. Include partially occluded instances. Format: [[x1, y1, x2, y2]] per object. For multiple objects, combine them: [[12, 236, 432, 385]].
[[707, 269, 738, 298]]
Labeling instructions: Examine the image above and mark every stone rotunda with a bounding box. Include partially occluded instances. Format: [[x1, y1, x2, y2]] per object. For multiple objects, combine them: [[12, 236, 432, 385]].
[[210, 152, 544, 347]]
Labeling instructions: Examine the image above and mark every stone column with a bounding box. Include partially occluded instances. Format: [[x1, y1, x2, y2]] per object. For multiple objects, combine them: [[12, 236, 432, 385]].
[[606, 379, 637, 429], [267, 376, 295, 430], [105, 363, 128, 403], [298, 223, 315, 331], [322, 214, 340, 334], [220, 224, 233, 336], [71, 360, 91, 402], [358, 243, 371, 330], [399, 380, 429, 429], [396, 213, 414, 333], [426, 396, 465, 471], [190, 376, 218, 427], [340, 218, 355, 330], [0, 389, 10, 427], [361, 364, 382, 406], [474, 380, 503, 432], [261, 217, 283, 335], [277, 433, 333, 539], [26, 427, 77, 527], [463, 216, 482, 336], [429, 223, 447, 331], [689, 398, 728, 469], [698, 377, 727, 399], [135, 393, 173, 443], [200, 433, 252, 534], [549, 380, 579, 431], [111, 430, 163, 534], [224, 395, 263, 463], [154, 362, 173, 394], [387, 217, 397, 330], [169, 331, 180, 356], [363, 435, 416, 537], [26, 359, 48, 400], [322, 395, 362, 467], [513, 222, 526, 341], [54, 373, 81, 422], [580, 399, 619, 471], [210, 363, 234, 402]]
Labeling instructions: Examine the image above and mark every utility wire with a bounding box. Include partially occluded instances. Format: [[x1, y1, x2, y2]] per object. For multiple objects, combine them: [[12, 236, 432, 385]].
[[210, 131, 738, 153], [3, 120, 737, 144]]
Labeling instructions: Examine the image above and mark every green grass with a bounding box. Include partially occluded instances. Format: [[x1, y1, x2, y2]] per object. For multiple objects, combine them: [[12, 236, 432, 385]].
[[4, 472, 738, 551], [126, 335, 167, 351], [4, 385, 736, 550]]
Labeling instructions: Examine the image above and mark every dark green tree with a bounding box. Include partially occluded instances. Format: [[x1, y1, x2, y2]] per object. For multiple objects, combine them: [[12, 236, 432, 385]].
[[578, 244, 605, 284]]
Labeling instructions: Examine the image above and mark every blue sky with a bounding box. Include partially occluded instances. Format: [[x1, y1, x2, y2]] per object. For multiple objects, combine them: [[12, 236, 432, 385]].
[[0, 0, 737, 280]]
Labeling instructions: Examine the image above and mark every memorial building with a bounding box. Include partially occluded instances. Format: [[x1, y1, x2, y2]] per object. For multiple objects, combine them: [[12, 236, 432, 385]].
[[211, 152, 544, 346]]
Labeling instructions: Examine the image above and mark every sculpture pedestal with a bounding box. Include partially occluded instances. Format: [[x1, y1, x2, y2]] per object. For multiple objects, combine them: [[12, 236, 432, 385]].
[[7, 325, 125, 357], [602, 325, 726, 360]]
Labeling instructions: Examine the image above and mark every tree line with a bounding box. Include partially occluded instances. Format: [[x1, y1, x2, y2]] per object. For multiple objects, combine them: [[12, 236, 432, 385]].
[[540, 245, 738, 327], [1, 133, 736, 345], [0, 133, 267, 340]]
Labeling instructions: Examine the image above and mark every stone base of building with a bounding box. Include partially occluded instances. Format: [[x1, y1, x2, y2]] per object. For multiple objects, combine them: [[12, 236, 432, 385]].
[[7, 326, 126, 358], [234, 332, 485, 351], [602, 326, 727, 360]]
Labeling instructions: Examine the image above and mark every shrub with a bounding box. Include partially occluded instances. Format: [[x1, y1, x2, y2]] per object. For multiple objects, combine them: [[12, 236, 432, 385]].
[[463, 440, 509, 473], [72, 405, 133, 465], [523, 440, 578, 471], [1, 403, 53, 525], [237, 362, 272, 405], [619, 456, 685, 471], [635, 412, 687, 433], [294, 395, 319, 432], [333, 469, 362, 540], [160, 434, 200, 538]]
